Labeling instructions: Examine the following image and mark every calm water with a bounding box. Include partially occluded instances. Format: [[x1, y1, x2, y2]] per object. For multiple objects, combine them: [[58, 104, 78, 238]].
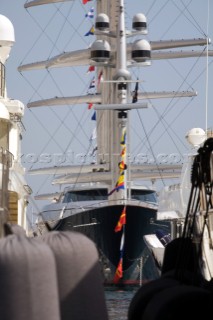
[[105, 288, 138, 320]]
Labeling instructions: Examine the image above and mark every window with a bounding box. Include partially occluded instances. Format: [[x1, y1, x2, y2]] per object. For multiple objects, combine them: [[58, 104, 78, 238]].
[[131, 189, 157, 203], [62, 188, 108, 203]]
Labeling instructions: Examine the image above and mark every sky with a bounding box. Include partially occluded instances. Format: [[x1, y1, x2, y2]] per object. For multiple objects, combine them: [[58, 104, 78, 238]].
[[1, 0, 213, 217]]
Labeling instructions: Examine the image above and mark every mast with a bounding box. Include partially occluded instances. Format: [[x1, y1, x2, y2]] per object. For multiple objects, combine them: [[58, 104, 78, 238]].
[[95, 0, 128, 198], [95, 0, 148, 200], [94, 0, 131, 200], [111, 0, 130, 200]]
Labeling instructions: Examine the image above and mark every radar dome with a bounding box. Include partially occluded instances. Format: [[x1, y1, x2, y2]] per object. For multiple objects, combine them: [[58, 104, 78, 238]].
[[185, 128, 206, 147], [95, 14, 109, 31], [132, 13, 147, 33], [0, 14, 15, 64], [91, 40, 111, 62], [132, 39, 151, 65]]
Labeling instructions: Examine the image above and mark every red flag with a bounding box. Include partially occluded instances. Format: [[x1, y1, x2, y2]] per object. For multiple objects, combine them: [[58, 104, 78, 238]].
[[83, 0, 92, 4], [88, 103, 93, 109], [113, 258, 123, 283], [87, 65, 95, 74], [114, 207, 126, 232]]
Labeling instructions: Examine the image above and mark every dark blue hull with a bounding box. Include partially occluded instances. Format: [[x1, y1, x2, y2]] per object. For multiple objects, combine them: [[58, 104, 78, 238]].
[[52, 204, 169, 286]]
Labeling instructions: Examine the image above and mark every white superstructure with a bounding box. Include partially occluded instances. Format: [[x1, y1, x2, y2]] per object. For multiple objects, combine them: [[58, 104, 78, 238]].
[[0, 14, 31, 235]]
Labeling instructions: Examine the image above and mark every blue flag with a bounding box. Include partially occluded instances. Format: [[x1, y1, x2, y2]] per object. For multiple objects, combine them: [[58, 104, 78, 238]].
[[91, 111, 96, 121], [84, 25, 95, 36]]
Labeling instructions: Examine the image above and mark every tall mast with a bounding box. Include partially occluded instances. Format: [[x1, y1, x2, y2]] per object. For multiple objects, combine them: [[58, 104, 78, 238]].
[[95, 0, 149, 200], [111, 0, 131, 200]]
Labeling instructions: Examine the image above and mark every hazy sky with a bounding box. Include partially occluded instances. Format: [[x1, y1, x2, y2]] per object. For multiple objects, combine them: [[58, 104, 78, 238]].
[[1, 0, 213, 214]]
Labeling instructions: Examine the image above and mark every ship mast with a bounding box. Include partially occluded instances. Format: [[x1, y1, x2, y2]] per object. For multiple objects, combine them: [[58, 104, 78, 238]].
[[95, 0, 148, 200], [111, 0, 130, 200]]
